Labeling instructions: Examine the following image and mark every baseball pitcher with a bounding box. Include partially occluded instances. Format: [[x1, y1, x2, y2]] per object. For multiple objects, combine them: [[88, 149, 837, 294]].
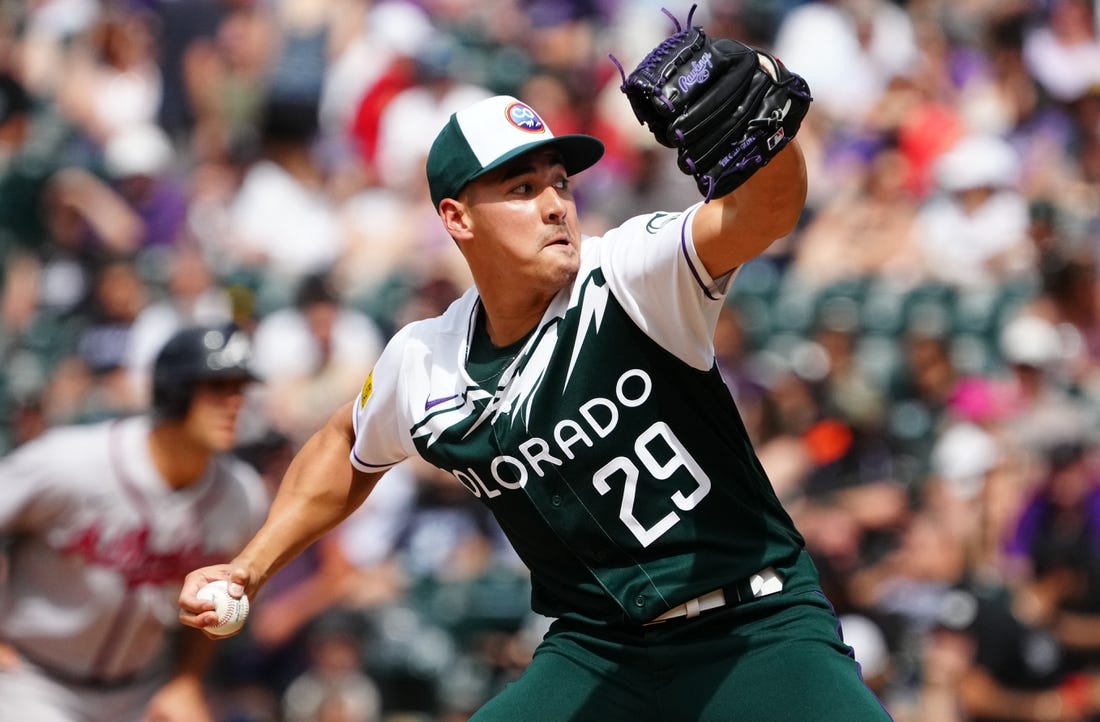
[[180, 8, 893, 721]]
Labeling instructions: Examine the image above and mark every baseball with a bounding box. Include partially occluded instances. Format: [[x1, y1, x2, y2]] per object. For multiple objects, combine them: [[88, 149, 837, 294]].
[[196, 580, 249, 636]]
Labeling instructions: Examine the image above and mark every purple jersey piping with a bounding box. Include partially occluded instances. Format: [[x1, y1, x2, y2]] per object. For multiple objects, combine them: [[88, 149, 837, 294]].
[[351, 449, 395, 470], [678, 207, 719, 301]]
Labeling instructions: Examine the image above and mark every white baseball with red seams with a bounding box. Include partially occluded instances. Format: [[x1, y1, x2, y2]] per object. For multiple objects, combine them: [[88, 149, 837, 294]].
[[197, 580, 249, 636]]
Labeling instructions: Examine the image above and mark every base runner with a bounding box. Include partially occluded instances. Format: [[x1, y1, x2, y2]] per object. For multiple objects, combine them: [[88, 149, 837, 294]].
[[0, 325, 269, 721]]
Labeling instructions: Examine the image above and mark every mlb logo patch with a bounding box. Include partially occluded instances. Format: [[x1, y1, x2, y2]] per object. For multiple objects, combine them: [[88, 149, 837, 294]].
[[507, 102, 545, 133], [766, 128, 785, 151]]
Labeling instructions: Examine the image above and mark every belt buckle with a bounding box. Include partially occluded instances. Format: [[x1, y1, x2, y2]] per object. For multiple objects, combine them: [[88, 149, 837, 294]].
[[749, 567, 784, 598]]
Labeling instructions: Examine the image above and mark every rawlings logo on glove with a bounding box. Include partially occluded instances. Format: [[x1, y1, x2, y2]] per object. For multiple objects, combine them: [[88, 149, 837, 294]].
[[680, 53, 714, 92], [612, 5, 812, 201]]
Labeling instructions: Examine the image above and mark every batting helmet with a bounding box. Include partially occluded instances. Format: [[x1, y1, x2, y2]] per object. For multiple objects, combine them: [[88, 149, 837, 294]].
[[152, 323, 258, 419]]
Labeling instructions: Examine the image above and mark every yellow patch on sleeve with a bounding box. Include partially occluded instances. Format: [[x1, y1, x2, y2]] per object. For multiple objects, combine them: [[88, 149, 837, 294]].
[[358, 372, 374, 409]]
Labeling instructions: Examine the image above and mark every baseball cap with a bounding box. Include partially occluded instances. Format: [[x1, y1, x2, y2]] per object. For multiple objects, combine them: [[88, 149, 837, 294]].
[[931, 422, 1000, 499], [426, 95, 604, 209], [999, 314, 1063, 368], [104, 123, 174, 178], [934, 133, 1019, 192]]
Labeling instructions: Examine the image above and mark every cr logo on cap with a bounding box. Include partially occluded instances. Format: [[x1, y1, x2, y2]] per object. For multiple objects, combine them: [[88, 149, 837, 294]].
[[507, 102, 545, 133]]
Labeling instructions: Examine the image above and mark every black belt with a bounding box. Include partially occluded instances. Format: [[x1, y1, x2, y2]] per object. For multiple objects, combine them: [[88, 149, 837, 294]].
[[644, 567, 785, 625]]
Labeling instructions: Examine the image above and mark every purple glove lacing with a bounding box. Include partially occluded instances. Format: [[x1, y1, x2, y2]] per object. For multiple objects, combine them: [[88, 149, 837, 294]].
[[700, 132, 766, 203], [609, 4, 698, 94]]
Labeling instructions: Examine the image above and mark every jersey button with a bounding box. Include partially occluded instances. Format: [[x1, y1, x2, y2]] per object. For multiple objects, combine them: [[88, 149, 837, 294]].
[[634, 594, 646, 608], [550, 494, 562, 507]]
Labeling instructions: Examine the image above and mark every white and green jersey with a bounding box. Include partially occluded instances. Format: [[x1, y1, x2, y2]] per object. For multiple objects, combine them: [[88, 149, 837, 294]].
[[351, 205, 803, 626]]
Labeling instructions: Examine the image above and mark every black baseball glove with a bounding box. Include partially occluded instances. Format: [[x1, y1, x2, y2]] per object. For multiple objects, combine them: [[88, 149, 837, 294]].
[[613, 5, 812, 201]]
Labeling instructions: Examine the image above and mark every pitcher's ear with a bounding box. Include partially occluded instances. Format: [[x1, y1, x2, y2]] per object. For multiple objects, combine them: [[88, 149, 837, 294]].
[[439, 198, 472, 240]]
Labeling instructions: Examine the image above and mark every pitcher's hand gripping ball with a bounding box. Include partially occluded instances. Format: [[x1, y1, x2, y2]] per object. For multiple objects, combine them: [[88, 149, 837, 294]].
[[197, 580, 250, 636], [613, 5, 812, 200]]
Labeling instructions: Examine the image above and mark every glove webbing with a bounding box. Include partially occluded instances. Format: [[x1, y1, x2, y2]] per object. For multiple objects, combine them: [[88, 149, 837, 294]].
[[608, 4, 699, 99]]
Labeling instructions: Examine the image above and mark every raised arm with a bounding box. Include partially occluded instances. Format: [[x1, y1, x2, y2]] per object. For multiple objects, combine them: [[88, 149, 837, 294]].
[[692, 139, 807, 278], [178, 401, 386, 635], [615, 8, 811, 280]]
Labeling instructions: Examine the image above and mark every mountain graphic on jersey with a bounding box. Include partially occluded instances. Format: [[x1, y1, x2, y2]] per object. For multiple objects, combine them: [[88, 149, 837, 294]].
[[410, 272, 611, 451]]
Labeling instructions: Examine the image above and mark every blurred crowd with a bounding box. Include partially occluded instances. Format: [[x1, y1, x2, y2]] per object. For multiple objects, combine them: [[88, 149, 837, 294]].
[[0, 0, 1099, 720]]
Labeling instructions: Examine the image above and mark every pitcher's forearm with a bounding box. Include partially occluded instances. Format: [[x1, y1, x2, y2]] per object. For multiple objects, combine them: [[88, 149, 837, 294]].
[[692, 141, 807, 277], [233, 403, 382, 592]]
